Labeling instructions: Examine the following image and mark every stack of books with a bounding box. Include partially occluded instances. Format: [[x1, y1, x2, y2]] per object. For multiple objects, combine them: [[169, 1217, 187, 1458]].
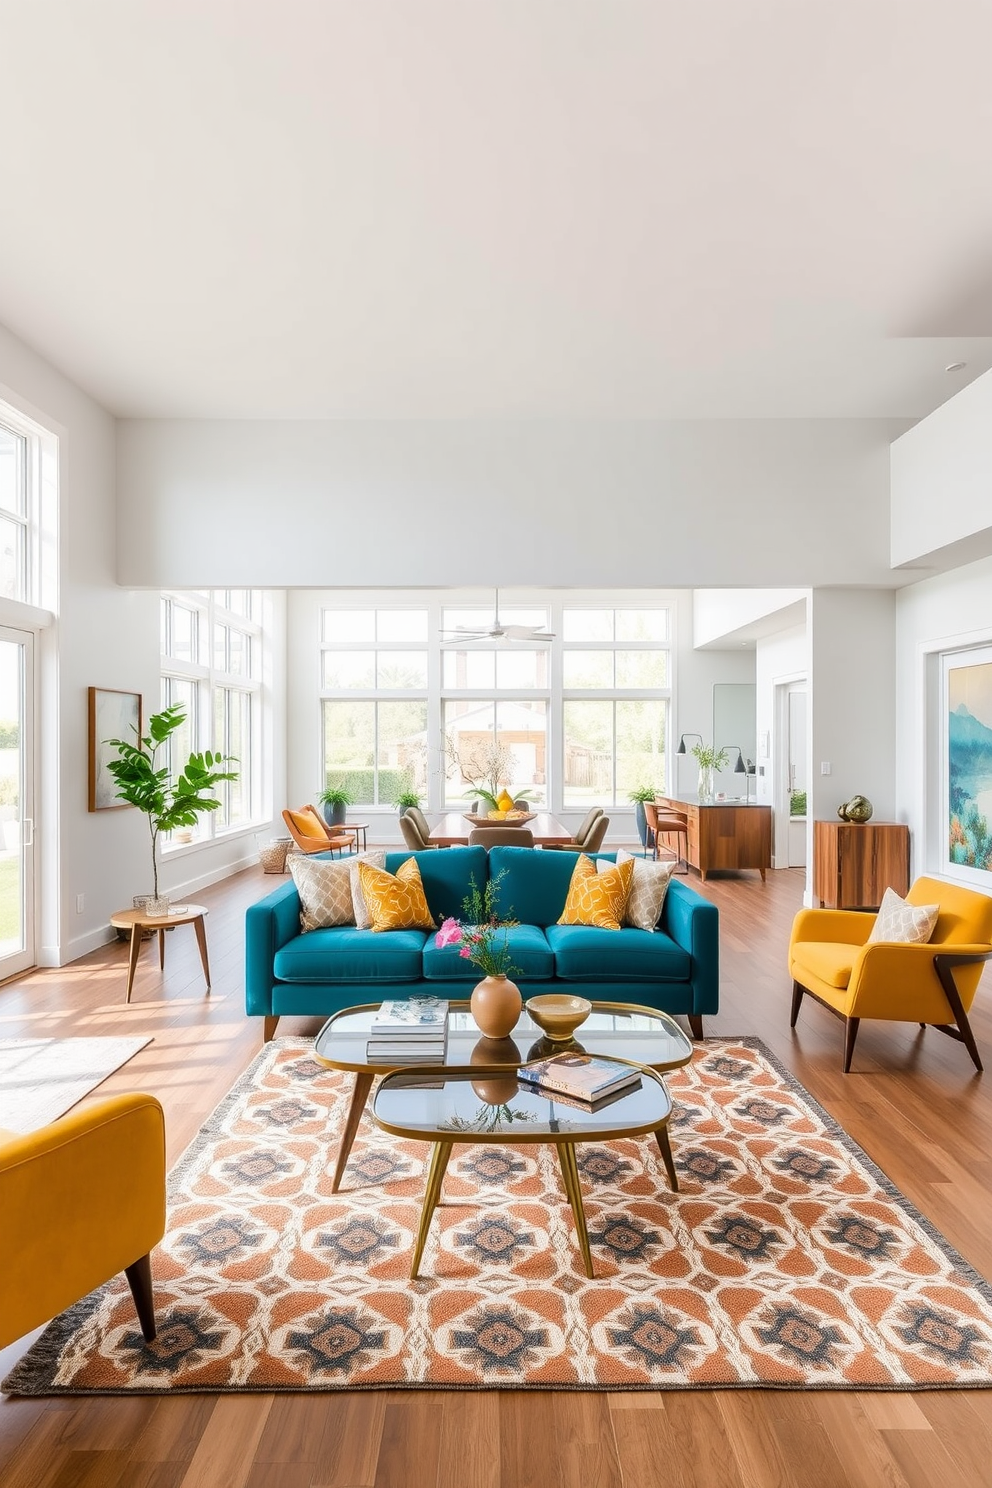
[[366, 999, 449, 1063], [516, 1052, 642, 1109]]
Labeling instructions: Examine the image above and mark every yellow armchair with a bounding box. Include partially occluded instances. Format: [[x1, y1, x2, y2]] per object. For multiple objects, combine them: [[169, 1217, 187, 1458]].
[[789, 876, 992, 1073], [0, 1093, 166, 1349]]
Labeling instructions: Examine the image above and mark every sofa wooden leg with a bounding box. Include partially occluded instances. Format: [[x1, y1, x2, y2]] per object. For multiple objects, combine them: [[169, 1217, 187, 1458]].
[[263, 1015, 279, 1042], [688, 1015, 704, 1040], [790, 982, 805, 1028], [124, 1253, 156, 1342], [843, 1017, 860, 1073]]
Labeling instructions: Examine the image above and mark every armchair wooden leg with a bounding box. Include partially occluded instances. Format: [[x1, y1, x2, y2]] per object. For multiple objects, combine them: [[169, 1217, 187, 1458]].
[[933, 953, 987, 1073], [263, 1015, 279, 1042], [843, 1017, 860, 1073], [790, 981, 805, 1028], [124, 1253, 156, 1342], [688, 1015, 704, 1040]]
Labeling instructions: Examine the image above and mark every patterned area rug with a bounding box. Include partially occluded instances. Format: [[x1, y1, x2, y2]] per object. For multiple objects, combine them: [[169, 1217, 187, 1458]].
[[6, 1036, 992, 1394]]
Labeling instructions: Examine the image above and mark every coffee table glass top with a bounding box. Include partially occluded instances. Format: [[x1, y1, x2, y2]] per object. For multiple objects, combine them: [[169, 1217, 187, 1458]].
[[372, 1065, 673, 1141], [315, 1001, 692, 1073]]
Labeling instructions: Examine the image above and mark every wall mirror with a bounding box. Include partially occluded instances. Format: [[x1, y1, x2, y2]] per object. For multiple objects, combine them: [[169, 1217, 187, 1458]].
[[713, 682, 756, 768]]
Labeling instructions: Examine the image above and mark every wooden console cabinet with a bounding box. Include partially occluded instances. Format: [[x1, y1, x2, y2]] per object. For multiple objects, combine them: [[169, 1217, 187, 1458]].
[[813, 820, 910, 909], [655, 796, 772, 881]]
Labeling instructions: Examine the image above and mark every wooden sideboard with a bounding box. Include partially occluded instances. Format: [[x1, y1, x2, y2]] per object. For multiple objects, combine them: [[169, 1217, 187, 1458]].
[[812, 820, 910, 910], [655, 796, 772, 881]]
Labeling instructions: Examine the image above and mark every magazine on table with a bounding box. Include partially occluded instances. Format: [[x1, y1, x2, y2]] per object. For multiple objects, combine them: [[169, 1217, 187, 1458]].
[[516, 1052, 641, 1102], [370, 1000, 449, 1038], [366, 1039, 447, 1063], [535, 1079, 642, 1114]]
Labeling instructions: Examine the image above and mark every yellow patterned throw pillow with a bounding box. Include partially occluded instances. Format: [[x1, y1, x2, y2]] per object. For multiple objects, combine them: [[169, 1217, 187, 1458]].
[[357, 857, 436, 933], [558, 853, 634, 930]]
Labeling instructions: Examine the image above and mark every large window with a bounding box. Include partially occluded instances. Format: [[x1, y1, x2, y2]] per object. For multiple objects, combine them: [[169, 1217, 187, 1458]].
[[319, 595, 672, 811], [161, 590, 263, 840]]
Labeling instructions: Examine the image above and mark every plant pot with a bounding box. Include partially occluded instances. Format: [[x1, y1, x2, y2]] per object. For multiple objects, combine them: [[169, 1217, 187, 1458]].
[[470, 975, 522, 1040], [633, 800, 652, 851], [322, 802, 347, 827]]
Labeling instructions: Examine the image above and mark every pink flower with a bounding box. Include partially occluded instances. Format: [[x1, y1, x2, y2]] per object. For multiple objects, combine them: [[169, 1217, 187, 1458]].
[[435, 917, 462, 949], [459, 947, 472, 958]]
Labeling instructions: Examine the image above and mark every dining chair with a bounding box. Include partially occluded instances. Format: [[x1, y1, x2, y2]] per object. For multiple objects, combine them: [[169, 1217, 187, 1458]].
[[468, 827, 536, 848], [545, 806, 604, 850], [400, 814, 437, 850]]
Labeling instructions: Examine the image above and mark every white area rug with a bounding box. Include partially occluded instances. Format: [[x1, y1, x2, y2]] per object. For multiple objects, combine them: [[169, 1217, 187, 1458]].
[[0, 1037, 153, 1133]]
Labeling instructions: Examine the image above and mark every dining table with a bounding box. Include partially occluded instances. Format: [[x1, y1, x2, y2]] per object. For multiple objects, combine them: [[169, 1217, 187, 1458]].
[[428, 811, 574, 847]]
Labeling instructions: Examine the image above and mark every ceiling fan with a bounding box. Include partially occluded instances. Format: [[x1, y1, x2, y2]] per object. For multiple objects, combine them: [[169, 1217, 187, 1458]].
[[441, 589, 556, 642]]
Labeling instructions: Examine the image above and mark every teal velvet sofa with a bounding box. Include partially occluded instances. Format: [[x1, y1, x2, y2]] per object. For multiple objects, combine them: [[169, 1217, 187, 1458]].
[[245, 845, 719, 1041]]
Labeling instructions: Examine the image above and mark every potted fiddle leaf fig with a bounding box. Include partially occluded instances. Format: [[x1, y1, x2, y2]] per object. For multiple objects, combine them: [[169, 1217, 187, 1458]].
[[105, 703, 238, 914], [628, 784, 657, 852]]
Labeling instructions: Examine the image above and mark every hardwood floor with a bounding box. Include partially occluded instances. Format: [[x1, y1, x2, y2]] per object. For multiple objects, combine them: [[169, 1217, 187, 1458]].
[[2, 862, 992, 1486]]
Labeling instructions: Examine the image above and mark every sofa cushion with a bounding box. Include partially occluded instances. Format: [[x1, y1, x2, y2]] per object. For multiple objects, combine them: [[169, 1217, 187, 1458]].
[[422, 923, 555, 982], [488, 846, 586, 927], [558, 854, 634, 930], [273, 927, 428, 984], [384, 846, 488, 924], [792, 941, 857, 991], [544, 923, 691, 982]]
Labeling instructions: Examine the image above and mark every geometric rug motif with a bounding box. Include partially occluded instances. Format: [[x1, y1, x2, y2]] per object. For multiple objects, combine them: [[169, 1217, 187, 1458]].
[[5, 1036, 992, 1394]]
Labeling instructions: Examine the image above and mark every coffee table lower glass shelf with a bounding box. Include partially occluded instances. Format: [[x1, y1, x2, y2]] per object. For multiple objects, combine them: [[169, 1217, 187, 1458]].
[[314, 1000, 692, 1194], [373, 1065, 677, 1278]]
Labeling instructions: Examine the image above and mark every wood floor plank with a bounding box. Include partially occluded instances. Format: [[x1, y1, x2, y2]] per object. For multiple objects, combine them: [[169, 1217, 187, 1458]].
[[2, 863, 992, 1488]]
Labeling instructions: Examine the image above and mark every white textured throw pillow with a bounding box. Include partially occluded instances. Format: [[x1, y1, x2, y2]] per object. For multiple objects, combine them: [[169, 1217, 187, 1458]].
[[867, 886, 939, 946], [289, 855, 356, 932], [597, 847, 674, 931], [349, 850, 388, 929]]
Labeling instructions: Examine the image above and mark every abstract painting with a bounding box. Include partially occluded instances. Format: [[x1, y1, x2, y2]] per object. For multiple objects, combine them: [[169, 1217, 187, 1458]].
[[946, 648, 992, 876]]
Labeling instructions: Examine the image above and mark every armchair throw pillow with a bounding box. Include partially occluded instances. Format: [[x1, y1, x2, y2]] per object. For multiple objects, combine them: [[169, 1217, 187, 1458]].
[[867, 887, 939, 945]]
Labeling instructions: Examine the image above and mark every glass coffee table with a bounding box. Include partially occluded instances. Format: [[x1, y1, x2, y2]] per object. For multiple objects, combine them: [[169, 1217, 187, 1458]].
[[373, 1065, 677, 1278], [314, 1001, 692, 1194]]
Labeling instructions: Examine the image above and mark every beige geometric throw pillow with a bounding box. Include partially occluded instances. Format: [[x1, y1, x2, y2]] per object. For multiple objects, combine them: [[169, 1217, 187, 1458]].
[[349, 851, 387, 929], [289, 855, 356, 932], [597, 847, 675, 931], [867, 886, 939, 945]]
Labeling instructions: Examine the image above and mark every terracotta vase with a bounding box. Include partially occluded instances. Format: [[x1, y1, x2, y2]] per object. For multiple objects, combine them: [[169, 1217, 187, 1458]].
[[470, 1036, 521, 1105], [470, 975, 522, 1040]]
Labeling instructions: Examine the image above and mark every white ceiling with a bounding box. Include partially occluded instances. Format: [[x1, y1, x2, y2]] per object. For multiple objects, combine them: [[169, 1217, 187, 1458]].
[[3, 1, 992, 420]]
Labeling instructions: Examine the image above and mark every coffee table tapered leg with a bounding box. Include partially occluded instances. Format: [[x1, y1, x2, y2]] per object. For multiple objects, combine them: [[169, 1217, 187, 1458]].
[[655, 1123, 679, 1191], [331, 1071, 375, 1193], [555, 1141, 594, 1278], [411, 1141, 452, 1279]]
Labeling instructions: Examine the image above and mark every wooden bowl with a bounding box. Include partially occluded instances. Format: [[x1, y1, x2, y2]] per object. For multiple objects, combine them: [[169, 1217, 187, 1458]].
[[525, 993, 593, 1042], [462, 811, 536, 827]]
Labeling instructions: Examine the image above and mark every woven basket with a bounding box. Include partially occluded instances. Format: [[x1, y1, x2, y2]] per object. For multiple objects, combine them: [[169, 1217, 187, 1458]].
[[259, 838, 292, 873]]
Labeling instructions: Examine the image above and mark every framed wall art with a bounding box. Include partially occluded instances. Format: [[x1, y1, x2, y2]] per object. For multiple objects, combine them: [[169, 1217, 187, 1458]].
[[943, 645, 992, 880], [88, 687, 142, 811]]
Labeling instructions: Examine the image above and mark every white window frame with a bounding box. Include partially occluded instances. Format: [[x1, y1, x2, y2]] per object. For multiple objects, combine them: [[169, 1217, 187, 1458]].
[[161, 589, 264, 845]]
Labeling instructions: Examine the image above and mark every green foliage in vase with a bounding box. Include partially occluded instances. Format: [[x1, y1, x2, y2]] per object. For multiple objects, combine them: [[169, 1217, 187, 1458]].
[[105, 704, 238, 899], [691, 742, 730, 770]]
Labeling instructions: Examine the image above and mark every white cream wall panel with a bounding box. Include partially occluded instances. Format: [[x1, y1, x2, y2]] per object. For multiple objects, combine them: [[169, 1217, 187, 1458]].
[[116, 418, 903, 591], [894, 552, 992, 882], [891, 367, 992, 570]]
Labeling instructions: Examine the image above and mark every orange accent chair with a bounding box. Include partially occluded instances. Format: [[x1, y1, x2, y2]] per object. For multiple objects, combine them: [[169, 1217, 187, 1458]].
[[789, 876, 992, 1072], [0, 1093, 166, 1348], [645, 801, 689, 874], [282, 805, 353, 857]]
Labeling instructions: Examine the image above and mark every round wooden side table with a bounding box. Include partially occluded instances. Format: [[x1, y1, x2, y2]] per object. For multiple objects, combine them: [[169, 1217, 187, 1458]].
[[109, 903, 211, 1004]]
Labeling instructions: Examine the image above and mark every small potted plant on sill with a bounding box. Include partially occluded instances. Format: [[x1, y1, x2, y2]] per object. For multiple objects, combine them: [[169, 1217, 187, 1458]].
[[393, 789, 423, 817], [627, 785, 657, 853], [317, 785, 352, 828], [105, 703, 238, 916]]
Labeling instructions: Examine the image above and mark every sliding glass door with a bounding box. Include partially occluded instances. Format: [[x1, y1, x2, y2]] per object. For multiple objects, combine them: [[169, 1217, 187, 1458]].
[[0, 628, 34, 978]]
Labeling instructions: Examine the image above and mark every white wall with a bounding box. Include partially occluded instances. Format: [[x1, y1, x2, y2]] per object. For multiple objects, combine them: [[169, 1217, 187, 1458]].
[[693, 589, 807, 648], [0, 319, 284, 964], [754, 621, 809, 871], [891, 368, 992, 571], [895, 552, 992, 883], [117, 418, 905, 590], [807, 589, 897, 902]]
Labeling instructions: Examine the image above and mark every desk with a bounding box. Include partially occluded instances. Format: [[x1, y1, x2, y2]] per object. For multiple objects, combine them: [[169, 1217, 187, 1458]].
[[429, 812, 574, 847], [109, 903, 211, 1004], [654, 795, 771, 881]]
